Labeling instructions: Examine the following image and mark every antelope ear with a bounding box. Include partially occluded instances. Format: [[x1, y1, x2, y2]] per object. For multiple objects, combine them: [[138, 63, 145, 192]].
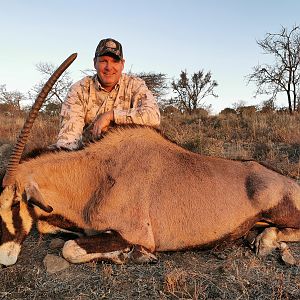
[[0, 185, 16, 210], [25, 181, 53, 213]]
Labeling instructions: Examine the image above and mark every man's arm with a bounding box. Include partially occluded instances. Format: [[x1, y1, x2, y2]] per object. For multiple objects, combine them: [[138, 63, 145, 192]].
[[113, 78, 161, 127], [91, 110, 114, 137], [56, 82, 86, 150], [91, 78, 160, 137]]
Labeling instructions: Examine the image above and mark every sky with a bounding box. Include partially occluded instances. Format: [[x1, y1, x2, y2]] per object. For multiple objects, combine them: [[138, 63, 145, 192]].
[[1, 0, 300, 114]]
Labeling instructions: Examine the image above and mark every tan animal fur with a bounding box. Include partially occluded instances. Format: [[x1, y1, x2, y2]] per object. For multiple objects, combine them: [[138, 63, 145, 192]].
[[1, 126, 300, 265]]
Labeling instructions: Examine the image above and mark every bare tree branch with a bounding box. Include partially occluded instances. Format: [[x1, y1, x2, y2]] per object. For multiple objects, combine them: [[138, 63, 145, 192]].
[[171, 70, 218, 114], [30, 62, 73, 115], [133, 72, 169, 102], [248, 25, 300, 113]]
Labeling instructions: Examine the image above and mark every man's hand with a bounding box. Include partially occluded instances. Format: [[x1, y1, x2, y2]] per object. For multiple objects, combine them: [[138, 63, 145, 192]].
[[92, 110, 114, 138]]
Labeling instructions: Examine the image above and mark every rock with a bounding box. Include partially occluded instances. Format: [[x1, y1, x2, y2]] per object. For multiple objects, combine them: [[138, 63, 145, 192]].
[[49, 238, 65, 249], [43, 254, 70, 273]]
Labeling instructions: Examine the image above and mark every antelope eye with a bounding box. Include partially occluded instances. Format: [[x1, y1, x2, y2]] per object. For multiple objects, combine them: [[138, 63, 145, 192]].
[[11, 202, 20, 209]]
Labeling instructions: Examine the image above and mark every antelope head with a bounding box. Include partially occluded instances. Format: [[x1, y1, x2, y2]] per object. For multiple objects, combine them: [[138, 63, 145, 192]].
[[0, 53, 77, 265]]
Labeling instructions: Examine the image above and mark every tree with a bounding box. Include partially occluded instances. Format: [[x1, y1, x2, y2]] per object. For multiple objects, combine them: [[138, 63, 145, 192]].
[[248, 25, 300, 114], [134, 72, 168, 102], [220, 107, 237, 116], [236, 105, 257, 116], [260, 99, 277, 113], [0, 84, 24, 114], [171, 70, 218, 114], [30, 62, 73, 115]]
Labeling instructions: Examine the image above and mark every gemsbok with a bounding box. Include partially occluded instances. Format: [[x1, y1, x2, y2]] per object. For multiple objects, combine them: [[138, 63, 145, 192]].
[[1, 53, 300, 266]]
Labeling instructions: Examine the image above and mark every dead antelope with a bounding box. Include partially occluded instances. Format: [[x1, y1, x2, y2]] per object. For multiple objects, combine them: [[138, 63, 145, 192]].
[[1, 56, 300, 266]]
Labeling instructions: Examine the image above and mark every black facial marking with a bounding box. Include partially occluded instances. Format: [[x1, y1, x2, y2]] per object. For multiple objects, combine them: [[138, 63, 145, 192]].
[[0, 203, 26, 244], [0, 199, 37, 247], [12, 204, 28, 243], [0, 169, 5, 194], [0, 217, 14, 244]]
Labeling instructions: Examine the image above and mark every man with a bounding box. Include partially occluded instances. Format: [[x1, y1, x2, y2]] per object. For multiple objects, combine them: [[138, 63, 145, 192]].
[[56, 38, 161, 150]]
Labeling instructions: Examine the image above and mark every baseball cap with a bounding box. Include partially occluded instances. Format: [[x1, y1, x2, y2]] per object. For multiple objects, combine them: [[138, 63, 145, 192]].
[[95, 38, 123, 60]]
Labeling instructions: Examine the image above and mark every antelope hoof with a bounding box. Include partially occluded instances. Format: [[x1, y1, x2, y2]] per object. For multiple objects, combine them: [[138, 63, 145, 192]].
[[255, 227, 280, 256], [62, 240, 88, 263], [128, 245, 158, 264], [279, 242, 297, 265]]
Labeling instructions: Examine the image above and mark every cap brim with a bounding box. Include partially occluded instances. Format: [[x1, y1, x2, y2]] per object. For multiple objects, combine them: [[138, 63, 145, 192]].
[[96, 51, 122, 60]]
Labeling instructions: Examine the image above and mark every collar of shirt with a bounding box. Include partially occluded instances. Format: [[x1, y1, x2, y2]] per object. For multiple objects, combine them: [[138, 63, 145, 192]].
[[93, 74, 122, 93]]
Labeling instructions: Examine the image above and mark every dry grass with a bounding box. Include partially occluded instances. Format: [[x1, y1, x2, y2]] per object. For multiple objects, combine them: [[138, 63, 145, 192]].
[[161, 111, 300, 180], [1, 111, 299, 175], [0, 110, 300, 299]]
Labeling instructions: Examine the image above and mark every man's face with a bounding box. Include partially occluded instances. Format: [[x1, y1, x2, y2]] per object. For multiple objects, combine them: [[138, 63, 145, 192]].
[[94, 55, 124, 91]]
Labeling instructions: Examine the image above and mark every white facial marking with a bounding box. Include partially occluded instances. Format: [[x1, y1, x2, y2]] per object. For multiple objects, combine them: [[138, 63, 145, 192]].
[[1, 209, 16, 235], [0, 241, 21, 266], [19, 201, 33, 235], [0, 186, 14, 210]]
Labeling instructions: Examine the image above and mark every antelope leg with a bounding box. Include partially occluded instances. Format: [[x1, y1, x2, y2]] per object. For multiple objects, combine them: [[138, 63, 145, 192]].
[[62, 231, 157, 264]]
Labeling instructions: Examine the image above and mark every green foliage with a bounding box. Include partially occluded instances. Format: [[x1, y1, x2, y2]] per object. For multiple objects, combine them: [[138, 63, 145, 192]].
[[220, 107, 237, 115], [260, 99, 277, 113], [236, 105, 257, 116]]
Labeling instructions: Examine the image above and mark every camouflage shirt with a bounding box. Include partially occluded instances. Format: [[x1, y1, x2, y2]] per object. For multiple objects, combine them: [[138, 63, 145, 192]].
[[56, 74, 161, 149]]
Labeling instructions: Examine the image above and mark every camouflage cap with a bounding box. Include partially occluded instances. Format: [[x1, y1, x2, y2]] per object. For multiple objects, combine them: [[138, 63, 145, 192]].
[[95, 38, 123, 60]]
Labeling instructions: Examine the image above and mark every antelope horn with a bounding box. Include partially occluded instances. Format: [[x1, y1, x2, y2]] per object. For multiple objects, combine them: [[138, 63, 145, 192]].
[[2, 53, 77, 187]]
